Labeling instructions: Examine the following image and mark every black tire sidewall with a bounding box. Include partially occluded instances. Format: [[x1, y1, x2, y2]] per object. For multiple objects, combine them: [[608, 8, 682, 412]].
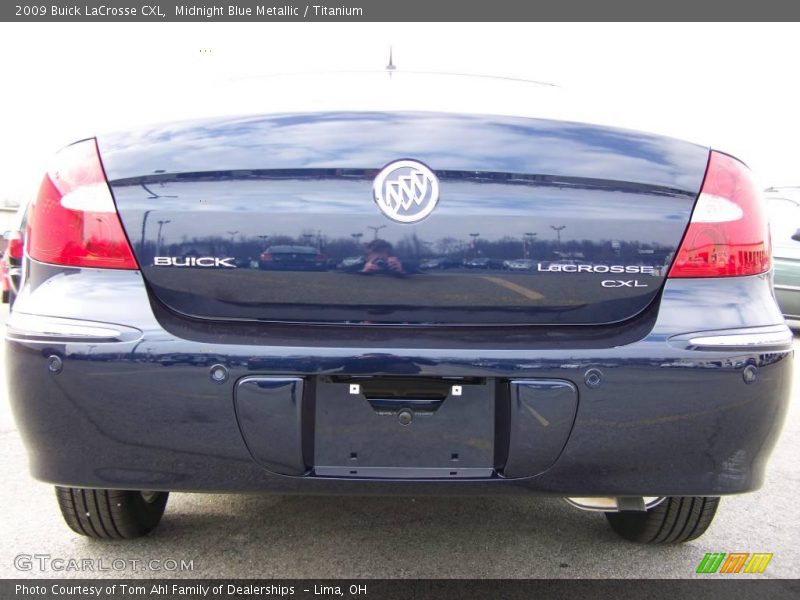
[[127, 491, 169, 533]]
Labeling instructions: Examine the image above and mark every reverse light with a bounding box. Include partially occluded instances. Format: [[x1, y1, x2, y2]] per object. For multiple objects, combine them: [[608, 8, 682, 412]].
[[27, 139, 138, 270], [668, 151, 770, 278]]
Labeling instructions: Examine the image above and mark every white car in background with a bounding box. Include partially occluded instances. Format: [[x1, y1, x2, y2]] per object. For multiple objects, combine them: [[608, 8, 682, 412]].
[[765, 187, 800, 328]]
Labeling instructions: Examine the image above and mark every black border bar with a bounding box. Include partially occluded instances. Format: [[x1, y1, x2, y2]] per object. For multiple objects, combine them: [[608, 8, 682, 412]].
[[3, 1, 800, 22], [4, 579, 800, 600]]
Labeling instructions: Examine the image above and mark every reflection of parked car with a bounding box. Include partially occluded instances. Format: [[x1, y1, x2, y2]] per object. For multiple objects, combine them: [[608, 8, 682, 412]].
[[766, 190, 800, 327], [419, 257, 457, 270], [463, 257, 501, 269], [234, 256, 253, 268], [159, 353, 228, 367], [2, 201, 29, 305], [158, 353, 193, 366], [0, 259, 7, 304], [259, 245, 328, 271], [337, 255, 365, 270], [504, 259, 536, 272]]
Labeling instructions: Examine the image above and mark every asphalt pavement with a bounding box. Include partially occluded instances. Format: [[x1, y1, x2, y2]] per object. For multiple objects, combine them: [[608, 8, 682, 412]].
[[0, 304, 797, 579]]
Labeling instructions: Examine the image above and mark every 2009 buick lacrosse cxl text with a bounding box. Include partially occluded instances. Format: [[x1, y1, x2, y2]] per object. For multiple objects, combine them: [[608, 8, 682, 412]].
[[6, 72, 792, 543]]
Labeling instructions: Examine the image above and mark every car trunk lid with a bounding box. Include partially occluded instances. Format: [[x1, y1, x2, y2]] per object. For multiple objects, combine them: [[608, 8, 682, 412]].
[[98, 111, 709, 326]]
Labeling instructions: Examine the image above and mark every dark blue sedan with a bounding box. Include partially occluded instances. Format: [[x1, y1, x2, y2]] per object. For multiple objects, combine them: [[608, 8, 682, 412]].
[[6, 107, 792, 544]]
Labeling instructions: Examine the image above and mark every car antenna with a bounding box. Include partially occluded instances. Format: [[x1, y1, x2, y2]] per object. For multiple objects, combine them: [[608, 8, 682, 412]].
[[386, 46, 396, 76]]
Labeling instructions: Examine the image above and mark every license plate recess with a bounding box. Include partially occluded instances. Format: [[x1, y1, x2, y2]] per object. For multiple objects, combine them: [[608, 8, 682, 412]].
[[314, 377, 495, 479]]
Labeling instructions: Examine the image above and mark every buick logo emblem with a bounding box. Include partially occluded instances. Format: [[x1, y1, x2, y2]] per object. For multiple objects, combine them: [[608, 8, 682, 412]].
[[373, 159, 440, 223]]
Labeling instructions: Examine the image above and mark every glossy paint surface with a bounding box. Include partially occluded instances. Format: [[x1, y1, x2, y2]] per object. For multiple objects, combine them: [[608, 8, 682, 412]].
[[99, 112, 710, 325], [6, 111, 791, 497]]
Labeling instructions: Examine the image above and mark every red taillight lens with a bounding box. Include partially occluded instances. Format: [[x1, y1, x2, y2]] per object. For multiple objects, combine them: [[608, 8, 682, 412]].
[[27, 139, 138, 270], [315, 254, 326, 262], [260, 253, 273, 261], [668, 151, 771, 278], [7, 232, 24, 260]]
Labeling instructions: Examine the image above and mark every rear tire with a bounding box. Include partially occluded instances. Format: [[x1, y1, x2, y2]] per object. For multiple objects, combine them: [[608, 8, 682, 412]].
[[55, 487, 168, 539], [605, 496, 720, 544]]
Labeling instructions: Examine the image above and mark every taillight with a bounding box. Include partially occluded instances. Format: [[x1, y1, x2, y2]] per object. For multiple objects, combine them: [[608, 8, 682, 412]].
[[7, 232, 24, 260], [260, 253, 273, 261], [668, 151, 771, 278], [315, 254, 327, 262], [27, 139, 138, 270]]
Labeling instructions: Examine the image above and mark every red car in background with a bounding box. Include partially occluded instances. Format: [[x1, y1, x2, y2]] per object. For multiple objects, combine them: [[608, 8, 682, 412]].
[[2, 202, 28, 306]]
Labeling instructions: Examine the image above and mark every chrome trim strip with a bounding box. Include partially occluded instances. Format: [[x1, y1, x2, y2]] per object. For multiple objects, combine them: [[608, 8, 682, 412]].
[[5, 313, 142, 343], [669, 324, 794, 351], [688, 330, 794, 348], [774, 284, 800, 292]]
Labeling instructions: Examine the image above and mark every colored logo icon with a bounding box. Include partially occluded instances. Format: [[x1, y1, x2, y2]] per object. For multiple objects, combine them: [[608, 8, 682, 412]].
[[696, 552, 773, 574]]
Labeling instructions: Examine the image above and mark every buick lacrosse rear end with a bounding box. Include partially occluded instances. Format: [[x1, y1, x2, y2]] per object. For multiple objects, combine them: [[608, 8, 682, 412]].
[[6, 87, 792, 542]]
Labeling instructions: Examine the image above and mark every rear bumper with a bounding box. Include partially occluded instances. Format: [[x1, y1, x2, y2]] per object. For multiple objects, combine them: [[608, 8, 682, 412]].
[[5, 262, 794, 496]]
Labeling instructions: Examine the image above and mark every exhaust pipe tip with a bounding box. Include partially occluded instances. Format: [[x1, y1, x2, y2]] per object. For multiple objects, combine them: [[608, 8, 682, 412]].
[[565, 496, 666, 512]]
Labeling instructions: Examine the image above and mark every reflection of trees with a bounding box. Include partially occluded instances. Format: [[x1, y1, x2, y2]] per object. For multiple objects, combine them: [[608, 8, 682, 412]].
[[322, 237, 361, 259], [436, 237, 464, 255], [137, 231, 674, 266]]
